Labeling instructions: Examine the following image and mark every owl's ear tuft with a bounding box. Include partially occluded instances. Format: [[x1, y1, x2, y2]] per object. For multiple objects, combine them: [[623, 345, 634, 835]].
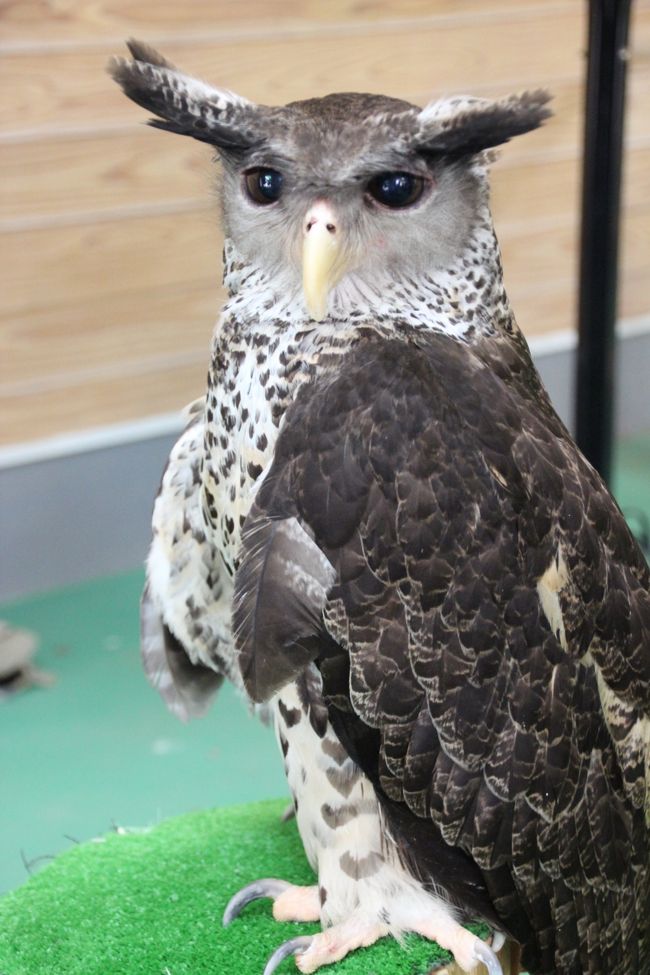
[[123, 38, 178, 70], [414, 90, 552, 157], [108, 39, 265, 152]]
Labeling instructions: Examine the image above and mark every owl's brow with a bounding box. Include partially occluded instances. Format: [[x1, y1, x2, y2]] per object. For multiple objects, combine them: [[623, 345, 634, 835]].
[[235, 148, 295, 172], [237, 147, 433, 182]]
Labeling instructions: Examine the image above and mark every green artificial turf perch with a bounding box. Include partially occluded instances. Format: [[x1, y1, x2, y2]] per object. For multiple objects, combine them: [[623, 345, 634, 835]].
[[0, 799, 491, 975]]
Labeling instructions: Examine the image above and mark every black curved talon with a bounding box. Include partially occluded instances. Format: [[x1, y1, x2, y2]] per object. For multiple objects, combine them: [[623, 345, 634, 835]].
[[263, 936, 314, 975], [474, 940, 504, 975], [223, 878, 292, 926]]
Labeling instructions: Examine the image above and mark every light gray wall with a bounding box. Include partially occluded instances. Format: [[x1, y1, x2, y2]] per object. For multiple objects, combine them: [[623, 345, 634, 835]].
[[1, 328, 648, 603], [534, 325, 650, 441], [0, 434, 175, 602]]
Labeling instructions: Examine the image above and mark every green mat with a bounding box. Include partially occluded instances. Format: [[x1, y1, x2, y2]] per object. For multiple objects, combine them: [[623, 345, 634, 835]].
[[0, 799, 461, 975]]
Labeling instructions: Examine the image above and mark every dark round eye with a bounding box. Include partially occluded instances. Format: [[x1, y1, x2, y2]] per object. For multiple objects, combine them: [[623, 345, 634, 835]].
[[366, 172, 425, 209], [244, 168, 283, 205]]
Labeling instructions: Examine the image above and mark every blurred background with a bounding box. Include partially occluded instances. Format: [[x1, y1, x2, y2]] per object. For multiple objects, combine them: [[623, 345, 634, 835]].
[[1, 0, 649, 895]]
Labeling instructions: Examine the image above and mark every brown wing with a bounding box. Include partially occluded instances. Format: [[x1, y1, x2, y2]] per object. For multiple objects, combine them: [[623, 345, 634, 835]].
[[234, 332, 650, 975]]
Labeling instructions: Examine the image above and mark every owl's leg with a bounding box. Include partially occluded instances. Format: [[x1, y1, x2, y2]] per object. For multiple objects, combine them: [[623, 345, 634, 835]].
[[223, 878, 320, 923], [226, 684, 504, 975]]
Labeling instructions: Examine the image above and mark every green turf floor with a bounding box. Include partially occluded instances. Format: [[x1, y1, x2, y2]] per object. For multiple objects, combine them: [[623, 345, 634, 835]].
[[0, 570, 287, 895], [1, 434, 648, 898], [0, 800, 470, 975]]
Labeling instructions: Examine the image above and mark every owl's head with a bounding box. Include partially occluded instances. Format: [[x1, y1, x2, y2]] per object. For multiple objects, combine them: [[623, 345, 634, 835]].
[[110, 41, 551, 321]]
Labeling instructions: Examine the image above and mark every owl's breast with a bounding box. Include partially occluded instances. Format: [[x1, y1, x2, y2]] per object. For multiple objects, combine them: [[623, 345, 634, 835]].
[[201, 330, 306, 574], [201, 312, 369, 573]]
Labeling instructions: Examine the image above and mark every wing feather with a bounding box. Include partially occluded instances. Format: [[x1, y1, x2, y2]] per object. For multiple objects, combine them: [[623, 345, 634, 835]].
[[234, 511, 336, 702], [141, 582, 222, 721], [141, 405, 233, 717], [233, 332, 649, 974]]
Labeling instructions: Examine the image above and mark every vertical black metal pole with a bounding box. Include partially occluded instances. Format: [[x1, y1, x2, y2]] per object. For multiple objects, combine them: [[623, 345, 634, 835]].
[[576, 0, 632, 484]]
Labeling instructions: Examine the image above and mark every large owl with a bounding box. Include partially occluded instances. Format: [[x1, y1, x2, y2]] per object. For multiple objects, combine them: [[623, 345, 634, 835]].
[[110, 41, 649, 975]]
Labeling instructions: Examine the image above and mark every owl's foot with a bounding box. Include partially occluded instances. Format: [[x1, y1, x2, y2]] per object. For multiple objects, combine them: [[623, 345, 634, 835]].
[[413, 918, 504, 975], [430, 938, 515, 975], [224, 878, 504, 975], [259, 914, 503, 975], [262, 916, 389, 975], [223, 878, 320, 924]]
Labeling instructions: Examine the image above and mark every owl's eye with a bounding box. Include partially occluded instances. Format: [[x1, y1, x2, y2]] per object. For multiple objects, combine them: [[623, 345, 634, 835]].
[[244, 168, 284, 205], [366, 172, 425, 209]]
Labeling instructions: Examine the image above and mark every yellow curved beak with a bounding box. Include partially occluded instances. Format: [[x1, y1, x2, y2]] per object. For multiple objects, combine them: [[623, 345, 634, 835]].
[[302, 202, 344, 321]]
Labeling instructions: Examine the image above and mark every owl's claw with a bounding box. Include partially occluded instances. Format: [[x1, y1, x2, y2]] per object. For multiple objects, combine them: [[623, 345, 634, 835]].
[[490, 930, 506, 953], [473, 939, 503, 975], [413, 915, 505, 975], [263, 936, 314, 975], [223, 877, 320, 925], [223, 878, 292, 925]]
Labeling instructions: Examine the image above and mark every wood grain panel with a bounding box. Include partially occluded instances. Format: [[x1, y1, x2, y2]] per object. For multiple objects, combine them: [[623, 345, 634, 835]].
[[1, 9, 607, 134], [4, 152, 646, 298], [492, 146, 650, 231], [2, 280, 221, 389], [0, 0, 577, 45], [493, 68, 650, 166], [3, 43, 649, 159], [0, 363, 205, 445], [3, 258, 648, 448], [2, 210, 220, 322], [501, 206, 650, 293], [3, 77, 650, 225], [511, 262, 650, 337], [3, 201, 648, 390], [0, 130, 216, 222], [2, 0, 649, 446]]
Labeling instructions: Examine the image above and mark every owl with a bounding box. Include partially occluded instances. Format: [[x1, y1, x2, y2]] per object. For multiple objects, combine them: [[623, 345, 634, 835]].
[[110, 41, 649, 975]]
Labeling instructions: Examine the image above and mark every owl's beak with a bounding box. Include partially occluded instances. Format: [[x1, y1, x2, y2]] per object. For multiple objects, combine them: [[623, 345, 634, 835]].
[[302, 202, 343, 321]]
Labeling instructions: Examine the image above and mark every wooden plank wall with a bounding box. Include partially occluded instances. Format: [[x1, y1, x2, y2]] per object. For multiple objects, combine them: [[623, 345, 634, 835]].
[[2, 1, 649, 446]]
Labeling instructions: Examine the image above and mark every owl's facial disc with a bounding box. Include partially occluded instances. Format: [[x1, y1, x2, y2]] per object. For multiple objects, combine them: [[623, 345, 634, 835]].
[[302, 201, 346, 321]]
